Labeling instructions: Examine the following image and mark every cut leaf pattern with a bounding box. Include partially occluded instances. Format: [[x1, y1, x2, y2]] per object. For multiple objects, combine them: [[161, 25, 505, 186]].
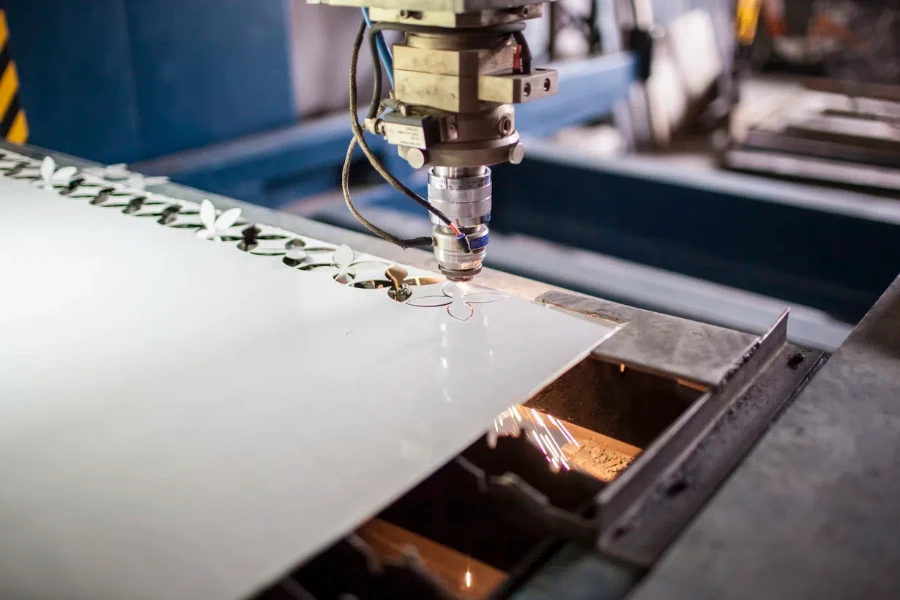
[[299, 244, 388, 284], [36, 157, 77, 190], [3, 151, 505, 322], [406, 282, 505, 321], [196, 199, 242, 241], [85, 163, 169, 191]]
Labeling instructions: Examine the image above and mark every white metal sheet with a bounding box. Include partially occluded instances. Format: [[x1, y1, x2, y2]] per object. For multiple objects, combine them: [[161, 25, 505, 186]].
[[0, 160, 616, 600]]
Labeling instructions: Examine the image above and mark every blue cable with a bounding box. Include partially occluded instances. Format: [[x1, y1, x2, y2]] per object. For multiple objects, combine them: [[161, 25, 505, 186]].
[[361, 8, 395, 88]]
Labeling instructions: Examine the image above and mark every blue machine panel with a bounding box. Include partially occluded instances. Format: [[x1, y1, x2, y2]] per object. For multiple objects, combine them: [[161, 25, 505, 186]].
[[124, 0, 295, 158], [492, 148, 900, 322], [2, 0, 143, 163], [2, 0, 295, 162]]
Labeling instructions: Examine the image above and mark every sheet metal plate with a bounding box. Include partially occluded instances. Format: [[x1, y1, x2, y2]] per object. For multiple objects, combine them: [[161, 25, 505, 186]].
[[0, 157, 616, 600]]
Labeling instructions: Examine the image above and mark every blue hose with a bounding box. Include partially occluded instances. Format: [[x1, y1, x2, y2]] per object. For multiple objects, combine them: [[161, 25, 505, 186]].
[[361, 8, 395, 88]]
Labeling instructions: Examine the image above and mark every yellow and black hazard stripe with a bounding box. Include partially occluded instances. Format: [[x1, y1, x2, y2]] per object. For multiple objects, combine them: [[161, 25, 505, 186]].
[[0, 10, 28, 144], [735, 0, 763, 46]]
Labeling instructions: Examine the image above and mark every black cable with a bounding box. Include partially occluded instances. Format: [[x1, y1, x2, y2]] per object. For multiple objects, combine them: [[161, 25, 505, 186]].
[[342, 21, 433, 249], [352, 20, 470, 252], [366, 26, 383, 120], [342, 139, 433, 249], [354, 25, 457, 230], [548, 4, 558, 60]]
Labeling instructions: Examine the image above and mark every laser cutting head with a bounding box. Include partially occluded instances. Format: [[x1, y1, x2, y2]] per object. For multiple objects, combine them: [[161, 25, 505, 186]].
[[311, 0, 558, 280], [428, 166, 492, 280]]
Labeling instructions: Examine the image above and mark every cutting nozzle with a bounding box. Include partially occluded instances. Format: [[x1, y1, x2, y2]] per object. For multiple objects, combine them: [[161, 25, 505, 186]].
[[428, 166, 491, 281]]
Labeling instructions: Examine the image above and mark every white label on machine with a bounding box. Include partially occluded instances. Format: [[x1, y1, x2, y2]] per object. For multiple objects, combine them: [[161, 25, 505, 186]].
[[384, 123, 427, 149]]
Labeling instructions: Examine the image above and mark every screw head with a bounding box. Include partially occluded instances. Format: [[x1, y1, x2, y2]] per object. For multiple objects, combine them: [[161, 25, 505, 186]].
[[508, 143, 525, 165]]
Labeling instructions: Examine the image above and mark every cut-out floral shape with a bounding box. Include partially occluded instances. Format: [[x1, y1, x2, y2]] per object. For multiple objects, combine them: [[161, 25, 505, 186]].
[[121, 196, 169, 214], [126, 174, 169, 191], [196, 199, 242, 241], [36, 157, 77, 189], [298, 244, 387, 284], [84, 163, 168, 190], [242, 230, 329, 257], [406, 281, 505, 321], [277, 240, 335, 265], [351, 265, 444, 299], [284, 242, 312, 263], [158, 202, 202, 228], [0, 156, 22, 170], [63, 183, 113, 199], [84, 163, 131, 180]]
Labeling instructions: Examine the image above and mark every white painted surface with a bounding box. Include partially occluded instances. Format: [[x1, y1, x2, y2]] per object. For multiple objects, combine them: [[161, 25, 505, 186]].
[[0, 172, 614, 600]]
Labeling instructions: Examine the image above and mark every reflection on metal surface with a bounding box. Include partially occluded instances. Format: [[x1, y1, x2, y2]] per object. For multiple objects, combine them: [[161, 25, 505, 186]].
[[407, 281, 506, 321], [280, 240, 335, 265], [355, 518, 506, 600]]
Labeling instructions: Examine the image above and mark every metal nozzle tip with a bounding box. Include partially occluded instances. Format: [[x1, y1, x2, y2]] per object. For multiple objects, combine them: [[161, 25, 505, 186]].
[[440, 265, 482, 282]]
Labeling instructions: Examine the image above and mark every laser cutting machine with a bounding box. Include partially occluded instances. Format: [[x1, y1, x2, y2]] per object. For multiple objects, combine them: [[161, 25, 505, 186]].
[[311, 0, 559, 280], [1, 0, 900, 598]]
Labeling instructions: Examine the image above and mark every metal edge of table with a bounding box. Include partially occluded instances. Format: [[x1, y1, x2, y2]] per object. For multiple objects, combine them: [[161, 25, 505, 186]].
[[629, 274, 900, 600]]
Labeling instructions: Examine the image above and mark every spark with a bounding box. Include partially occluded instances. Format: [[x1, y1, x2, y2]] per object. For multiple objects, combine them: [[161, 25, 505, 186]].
[[465, 569, 472, 589], [546, 413, 579, 447], [541, 432, 570, 469], [529, 407, 546, 428], [530, 430, 550, 458], [489, 405, 580, 473], [542, 433, 570, 470], [541, 433, 561, 461], [620, 363, 626, 373]]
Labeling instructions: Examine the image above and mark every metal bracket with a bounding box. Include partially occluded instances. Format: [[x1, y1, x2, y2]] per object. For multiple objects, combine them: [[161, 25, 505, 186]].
[[595, 310, 825, 565]]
